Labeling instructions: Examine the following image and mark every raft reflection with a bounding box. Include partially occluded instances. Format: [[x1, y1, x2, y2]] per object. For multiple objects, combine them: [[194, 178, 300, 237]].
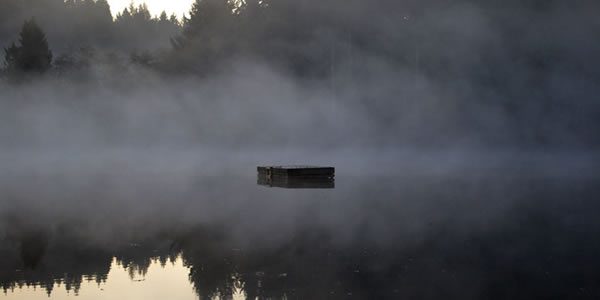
[[257, 174, 335, 189]]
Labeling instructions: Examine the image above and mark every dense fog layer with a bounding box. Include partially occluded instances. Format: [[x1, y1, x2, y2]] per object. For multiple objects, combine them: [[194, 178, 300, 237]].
[[1, 1, 599, 149], [1, 2, 599, 298], [0, 0, 598, 238], [0, 0, 599, 255]]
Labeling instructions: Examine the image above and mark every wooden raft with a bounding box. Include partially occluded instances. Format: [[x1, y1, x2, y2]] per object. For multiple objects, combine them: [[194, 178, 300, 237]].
[[257, 166, 335, 189]]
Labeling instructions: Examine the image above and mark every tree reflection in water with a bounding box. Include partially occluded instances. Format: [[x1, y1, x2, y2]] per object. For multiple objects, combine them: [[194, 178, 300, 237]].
[[3, 203, 600, 300], [1, 172, 600, 299]]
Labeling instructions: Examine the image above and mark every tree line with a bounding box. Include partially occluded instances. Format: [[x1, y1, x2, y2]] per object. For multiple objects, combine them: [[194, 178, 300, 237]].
[[1, 0, 181, 79], [2, 0, 376, 78], [2, 0, 600, 146], [0, 0, 181, 52], [4, 0, 599, 79]]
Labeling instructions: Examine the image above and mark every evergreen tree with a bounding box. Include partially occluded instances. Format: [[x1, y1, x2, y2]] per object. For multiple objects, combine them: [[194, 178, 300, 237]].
[[93, 0, 113, 26], [115, 7, 132, 23], [159, 11, 169, 24], [3, 19, 53, 74], [132, 4, 152, 22], [167, 0, 235, 73], [182, 0, 234, 42], [169, 14, 180, 26]]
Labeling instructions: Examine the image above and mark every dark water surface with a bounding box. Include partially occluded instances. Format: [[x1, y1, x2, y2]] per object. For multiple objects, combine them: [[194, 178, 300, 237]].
[[1, 151, 599, 299]]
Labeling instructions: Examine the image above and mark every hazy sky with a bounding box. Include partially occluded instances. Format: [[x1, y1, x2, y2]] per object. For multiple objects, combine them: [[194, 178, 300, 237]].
[[107, 0, 194, 18]]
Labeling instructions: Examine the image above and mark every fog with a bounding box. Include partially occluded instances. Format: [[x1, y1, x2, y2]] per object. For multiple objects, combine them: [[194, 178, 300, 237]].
[[0, 0, 598, 236], [2, 1, 599, 148], [1, 1, 600, 298]]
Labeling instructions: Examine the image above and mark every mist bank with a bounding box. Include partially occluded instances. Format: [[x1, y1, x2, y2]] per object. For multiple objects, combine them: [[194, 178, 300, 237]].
[[0, 0, 599, 151], [1, 57, 598, 150], [1, 146, 598, 244], [1, 2, 599, 298]]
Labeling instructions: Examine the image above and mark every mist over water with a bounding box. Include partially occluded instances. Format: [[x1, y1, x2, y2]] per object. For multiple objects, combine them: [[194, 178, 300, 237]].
[[1, 155, 599, 298], [1, 0, 600, 298]]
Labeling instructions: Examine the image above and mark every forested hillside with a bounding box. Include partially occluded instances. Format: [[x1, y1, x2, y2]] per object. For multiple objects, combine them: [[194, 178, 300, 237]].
[[1, 0, 599, 147]]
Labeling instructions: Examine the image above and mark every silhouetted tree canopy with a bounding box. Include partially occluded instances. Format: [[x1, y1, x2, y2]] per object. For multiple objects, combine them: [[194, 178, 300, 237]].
[[0, 0, 182, 54], [3, 19, 52, 74], [182, 0, 234, 41], [0, 0, 598, 146]]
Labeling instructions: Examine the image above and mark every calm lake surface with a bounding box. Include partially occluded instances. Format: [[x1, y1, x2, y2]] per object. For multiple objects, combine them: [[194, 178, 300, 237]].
[[1, 151, 599, 299]]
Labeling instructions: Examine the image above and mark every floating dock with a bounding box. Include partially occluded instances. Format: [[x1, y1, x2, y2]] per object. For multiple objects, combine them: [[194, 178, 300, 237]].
[[257, 166, 335, 189]]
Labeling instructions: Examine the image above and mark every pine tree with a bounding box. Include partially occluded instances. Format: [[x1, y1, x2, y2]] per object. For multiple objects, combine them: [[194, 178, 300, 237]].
[[182, 0, 234, 41], [168, 0, 235, 73], [116, 7, 132, 23], [93, 0, 114, 26], [132, 4, 152, 22], [3, 19, 53, 74], [169, 14, 180, 26], [159, 11, 169, 23]]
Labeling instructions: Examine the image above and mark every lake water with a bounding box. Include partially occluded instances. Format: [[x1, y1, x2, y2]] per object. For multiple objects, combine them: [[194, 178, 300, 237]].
[[1, 151, 599, 299]]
